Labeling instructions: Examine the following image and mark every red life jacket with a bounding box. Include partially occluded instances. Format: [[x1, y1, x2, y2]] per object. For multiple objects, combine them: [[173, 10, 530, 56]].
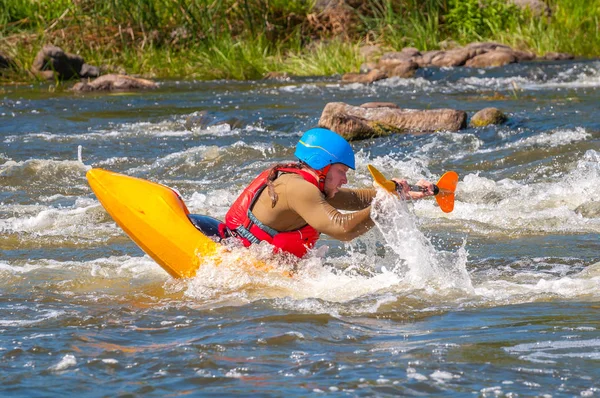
[[225, 166, 321, 258]]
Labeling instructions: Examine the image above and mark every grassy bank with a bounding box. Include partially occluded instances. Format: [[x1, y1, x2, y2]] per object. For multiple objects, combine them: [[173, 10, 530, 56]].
[[0, 0, 599, 82]]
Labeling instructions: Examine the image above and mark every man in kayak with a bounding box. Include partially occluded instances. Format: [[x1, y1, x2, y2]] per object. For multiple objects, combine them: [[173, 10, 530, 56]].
[[224, 127, 435, 258]]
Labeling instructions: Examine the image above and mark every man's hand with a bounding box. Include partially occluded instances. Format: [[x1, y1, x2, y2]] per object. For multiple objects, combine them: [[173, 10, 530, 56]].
[[392, 178, 435, 200]]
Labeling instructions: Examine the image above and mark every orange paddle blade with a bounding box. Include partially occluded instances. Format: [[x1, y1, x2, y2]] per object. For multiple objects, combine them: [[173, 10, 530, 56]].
[[367, 164, 398, 195], [435, 171, 459, 213], [367, 164, 458, 213]]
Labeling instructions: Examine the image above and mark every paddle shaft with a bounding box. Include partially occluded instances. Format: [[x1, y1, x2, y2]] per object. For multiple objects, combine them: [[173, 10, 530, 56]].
[[396, 182, 440, 196]]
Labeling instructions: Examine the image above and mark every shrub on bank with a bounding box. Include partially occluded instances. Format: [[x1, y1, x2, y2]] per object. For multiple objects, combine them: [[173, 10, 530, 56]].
[[0, 0, 598, 82]]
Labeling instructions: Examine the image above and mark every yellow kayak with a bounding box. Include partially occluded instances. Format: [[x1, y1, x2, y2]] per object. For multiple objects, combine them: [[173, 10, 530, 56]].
[[87, 168, 220, 278]]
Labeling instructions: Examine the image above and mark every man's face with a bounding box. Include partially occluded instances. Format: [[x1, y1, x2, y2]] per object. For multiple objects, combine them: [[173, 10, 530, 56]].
[[324, 163, 349, 199]]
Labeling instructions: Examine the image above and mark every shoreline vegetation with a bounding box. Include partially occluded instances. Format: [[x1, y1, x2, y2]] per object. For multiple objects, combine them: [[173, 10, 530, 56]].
[[0, 0, 599, 84]]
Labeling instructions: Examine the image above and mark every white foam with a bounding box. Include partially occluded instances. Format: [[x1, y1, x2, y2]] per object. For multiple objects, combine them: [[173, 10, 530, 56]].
[[0, 158, 89, 183], [504, 339, 600, 363], [0, 309, 65, 327], [371, 190, 473, 293], [448, 150, 600, 235], [0, 199, 116, 240], [456, 62, 600, 91], [0, 255, 163, 280], [49, 354, 76, 371]]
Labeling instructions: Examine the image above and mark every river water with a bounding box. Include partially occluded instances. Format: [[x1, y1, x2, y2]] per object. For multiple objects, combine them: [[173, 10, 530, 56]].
[[1, 59, 599, 396]]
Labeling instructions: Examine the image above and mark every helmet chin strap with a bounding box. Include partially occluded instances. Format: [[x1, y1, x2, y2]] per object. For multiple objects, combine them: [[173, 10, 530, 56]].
[[317, 165, 331, 193]]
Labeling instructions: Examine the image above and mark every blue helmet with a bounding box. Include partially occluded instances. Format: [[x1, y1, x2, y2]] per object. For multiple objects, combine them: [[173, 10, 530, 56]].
[[295, 128, 355, 170]]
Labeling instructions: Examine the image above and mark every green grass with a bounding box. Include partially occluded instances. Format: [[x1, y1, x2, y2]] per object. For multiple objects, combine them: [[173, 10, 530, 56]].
[[1, 0, 599, 83]]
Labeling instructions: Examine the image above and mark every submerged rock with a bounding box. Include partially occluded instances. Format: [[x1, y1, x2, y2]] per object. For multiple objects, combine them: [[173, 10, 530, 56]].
[[72, 74, 158, 91], [31, 44, 100, 81], [318, 102, 467, 141], [469, 108, 508, 127]]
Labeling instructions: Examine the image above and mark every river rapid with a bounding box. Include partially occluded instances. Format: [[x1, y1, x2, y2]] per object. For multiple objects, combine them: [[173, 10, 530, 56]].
[[1, 60, 600, 396]]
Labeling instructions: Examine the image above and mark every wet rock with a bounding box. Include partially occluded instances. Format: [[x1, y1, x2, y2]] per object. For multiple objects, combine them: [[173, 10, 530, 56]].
[[185, 111, 211, 130], [543, 52, 575, 61], [31, 44, 100, 81], [575, 201, 600, 218], [379, 60, 418, 78], [341, 69, 386, 84], [465, 50, 517, 68], [72, 74, 158, 91], [469, 108, 508, 127], [318, 102, 467, 141], [509, 0, 551, 16], [184, 111, 243, 131]]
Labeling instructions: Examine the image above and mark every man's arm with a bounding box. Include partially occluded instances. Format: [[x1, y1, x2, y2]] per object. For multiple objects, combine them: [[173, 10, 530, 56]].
[[327, 187, 376, 211], [287, 182, 375, 241]]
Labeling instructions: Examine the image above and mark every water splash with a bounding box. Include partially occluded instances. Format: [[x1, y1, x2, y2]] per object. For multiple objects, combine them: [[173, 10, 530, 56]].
[[371, 189, 473, 293], [77, 145, 92, 171]]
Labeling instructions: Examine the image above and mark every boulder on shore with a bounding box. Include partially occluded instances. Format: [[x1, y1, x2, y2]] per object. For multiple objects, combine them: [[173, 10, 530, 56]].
[[31, 44, 100, 81], [469, 107, 508, 127], [344, 41, 546, 84], [72, 74, 158, 92], [318, 102, 467, 141], [465, 50, 517, 68]]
